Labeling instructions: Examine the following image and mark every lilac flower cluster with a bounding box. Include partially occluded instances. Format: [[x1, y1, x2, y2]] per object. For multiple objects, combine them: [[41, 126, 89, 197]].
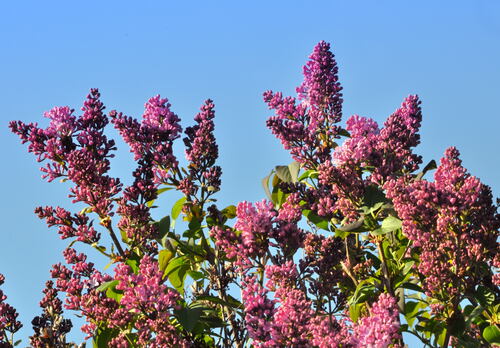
[[333, 95, 422, 184], [113, 256, 187, 348], [111, 96, 183, 249], [265, 41, 343, 167], [10, 90, 122, 218], [35, 206, 100, 244], [30, 281, 73, 348], [183, 99, 222, 197], [385, 147, 500, 299], [212, 200, 305, 264], [49, 248, 115, 339], [0, 274, 22, 347], [351, 293, 402, 347], [111, 95, 182, 185]]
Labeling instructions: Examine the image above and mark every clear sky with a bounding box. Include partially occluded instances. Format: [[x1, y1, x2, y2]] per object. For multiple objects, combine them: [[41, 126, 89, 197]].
[[1, 1, 499, 346]]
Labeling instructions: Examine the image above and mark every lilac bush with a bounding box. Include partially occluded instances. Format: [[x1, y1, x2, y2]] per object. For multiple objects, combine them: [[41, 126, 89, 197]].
[[4, 41, 499, 347]]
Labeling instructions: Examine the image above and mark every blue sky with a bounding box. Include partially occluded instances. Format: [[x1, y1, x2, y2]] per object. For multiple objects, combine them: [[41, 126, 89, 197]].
[[1, 1, 499, 345]]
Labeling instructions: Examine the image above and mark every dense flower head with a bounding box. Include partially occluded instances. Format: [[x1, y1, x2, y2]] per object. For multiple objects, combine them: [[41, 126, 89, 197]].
[[374, 95, 422, 182], [301, 233, 346, 303], [44, 106, 76, 137], [10, 89, 121, 217], [351, 293, 401, 347], [181, 99, 222, 198], [0, 274, 22, 344], [30, 281, 73, 348], [241, 275, 276, 346], [318, 160, 364, 221], [308, 314, 350, 348], [235, 200, 277, 258], [333, 95, 422, 184], [385, 147, 500, 299], [115, 255, 180, 314], [333, 114, 380, 167], [265, 41, 343, 167], [111, 94, 182, 183], [296, 40, 343, 125]]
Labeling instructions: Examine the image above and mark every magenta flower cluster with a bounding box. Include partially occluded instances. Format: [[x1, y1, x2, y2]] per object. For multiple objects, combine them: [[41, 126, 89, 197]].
[[385, 147, 500, 299], [265, 41, 343, 167]]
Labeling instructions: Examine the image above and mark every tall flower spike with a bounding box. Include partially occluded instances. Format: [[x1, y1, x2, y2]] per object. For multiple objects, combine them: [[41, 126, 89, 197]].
[[182, 99, 222, 197], [111, 95, 182, 184], [297, 40, 343, 125], [266, 41, 343, 167]]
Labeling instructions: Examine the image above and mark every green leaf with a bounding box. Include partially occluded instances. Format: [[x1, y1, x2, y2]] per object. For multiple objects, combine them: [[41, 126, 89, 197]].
[[159, 249, 175, 273], [337, 218, 367, 233], [448, 312, 466, 336], [376, 215, 402, 234], [349, 303, 364, 322], [466, 305, 484, 326], [483, 325, 500, 344], [106, 286, 123, 302], [363, 185, 387, 210], [404, 301, 422, 327], [169, 266, 189, 294], [196, 295, 243, 309], [157, 187, 173, 195], [402, 260, 415, 275], [338, 128, 350, 137], [261, 172, 273, 201], [164, 256, 189, 277], [415, 160, 437, 180], [171, 196, 187, 227], [187, 270, 205, 281], [476, 285, 495, 307], [401, 282, 424, 293], [93, 327, 119, 348], [125, 254, 140, 274], [157, 216, 171, 240], [298, 169, 319, 181], [275, 165, 293, 183], [303, 209, 329, 230], [288, 161, 300, 182], [221, 205, 237, 219], [176, 306, 203, 332], [164, 256, 190, 293], [96, 280, 119, 292]]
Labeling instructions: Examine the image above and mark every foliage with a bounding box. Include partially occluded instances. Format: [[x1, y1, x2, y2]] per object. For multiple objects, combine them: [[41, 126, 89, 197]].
[[4, 41, 499, 347]]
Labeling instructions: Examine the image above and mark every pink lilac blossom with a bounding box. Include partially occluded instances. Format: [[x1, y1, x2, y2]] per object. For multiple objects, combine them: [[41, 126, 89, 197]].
[[296, 40, 343, 126], [300, 233, 346, 304], [35, 206, 100, 244], [265, 41, 343, 167], [374, 95, 422, 183], [270, 288, 314, 347], [234, 200, 277, 258], [351, 293, 402, 348], [0, 274, 22, 346], [277, 193, 302, 223], [182, 99, 222, 198], [308, 315, 350, 348], [318, 161, 364, 221], [111, 95, 182, 184], [241, 276, 276, 346], [10, 89, 122, 218], [385, 147, 499, 299], [114, 256, 188, 348], [333, 114, 380, 168], [30, 281, 73, 348]]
